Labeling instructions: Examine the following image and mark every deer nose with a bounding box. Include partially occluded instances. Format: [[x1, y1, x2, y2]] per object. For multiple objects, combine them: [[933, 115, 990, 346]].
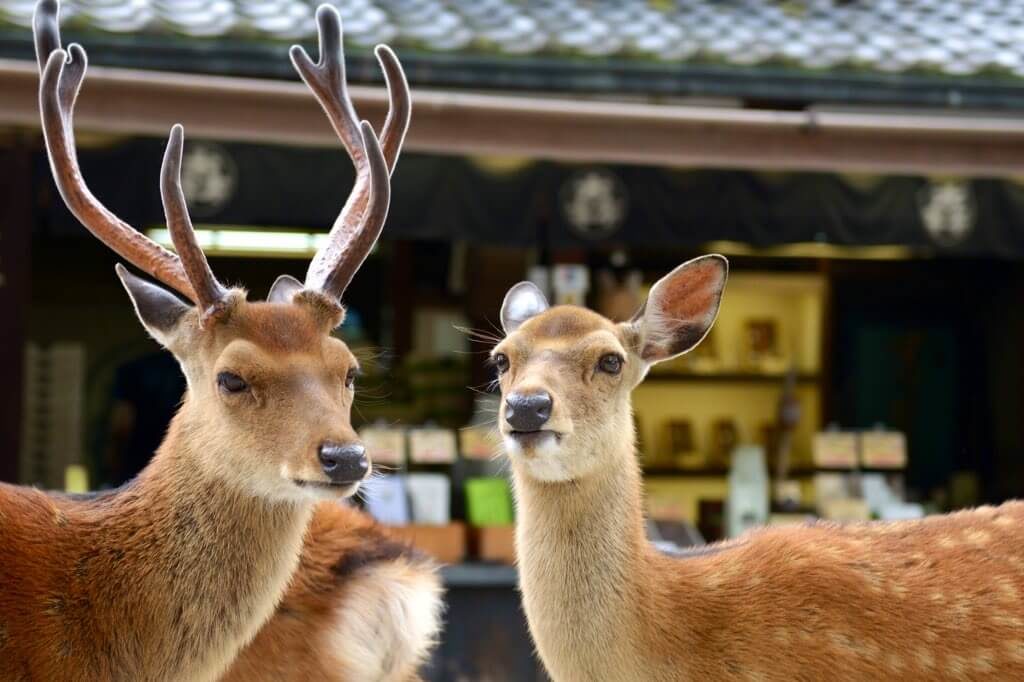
[[505, 392, 553, 432], [318, 442, 369, 485]]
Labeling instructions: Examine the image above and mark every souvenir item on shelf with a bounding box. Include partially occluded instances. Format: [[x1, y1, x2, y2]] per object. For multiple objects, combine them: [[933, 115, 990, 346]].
[[363, 475, 411, 526], [727, 446, 769, 538], [665, 419, 703, 469], [819, 498, 872, 522], [759, 421, 779, 468], [386, 523, 467, 564], [552, 263, 590, 306], [708, 418, 739, 468], [772, 480, 802, 509], [742, 318, 783, 373], [464, 478, 514, 527], [459, 424, 498, 461], [405, 473, 451, 525], [409, 426, 458, 464], [360, 424, 407, 467], [771, 370, 802, 496], [878, 503, 925, 521], [812, 431, 859, 469], [812, 472, 851, 510], [860, 429, 907, 469]]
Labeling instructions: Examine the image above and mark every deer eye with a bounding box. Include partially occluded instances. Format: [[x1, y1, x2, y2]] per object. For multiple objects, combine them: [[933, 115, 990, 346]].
[[217, 371, 249, 394], [493, 353, 510, 375], [598, 354, 623, 375], [346, 368, 359, 389]]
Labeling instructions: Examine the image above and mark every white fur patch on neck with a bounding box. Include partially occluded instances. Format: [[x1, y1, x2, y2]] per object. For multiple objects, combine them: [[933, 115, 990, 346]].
[[506, 434, 572, 482]]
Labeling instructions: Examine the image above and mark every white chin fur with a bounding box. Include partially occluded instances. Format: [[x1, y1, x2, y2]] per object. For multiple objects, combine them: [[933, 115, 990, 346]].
[[505, 434, 573, 482]]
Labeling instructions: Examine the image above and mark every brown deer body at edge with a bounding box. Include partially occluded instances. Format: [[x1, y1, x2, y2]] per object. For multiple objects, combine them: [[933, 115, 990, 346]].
[[493, 257, 1024, 682], [0, 2, 441, 680]]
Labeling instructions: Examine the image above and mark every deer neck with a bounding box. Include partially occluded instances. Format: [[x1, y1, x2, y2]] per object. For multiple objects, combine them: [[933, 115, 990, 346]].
[[512, 423, 651, 680], [88, 402, 314, 681]]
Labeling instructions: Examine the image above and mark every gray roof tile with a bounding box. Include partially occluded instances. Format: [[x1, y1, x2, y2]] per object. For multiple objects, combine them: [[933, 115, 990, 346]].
[[5, 0, 1024, 80]]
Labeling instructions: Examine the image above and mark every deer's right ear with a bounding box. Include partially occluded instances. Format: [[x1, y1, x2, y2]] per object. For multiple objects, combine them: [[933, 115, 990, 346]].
[[501, 281, 549, 334], [116, 264, 192, 346], [267, 274, 304, 303], [631, 255, 728, 365]]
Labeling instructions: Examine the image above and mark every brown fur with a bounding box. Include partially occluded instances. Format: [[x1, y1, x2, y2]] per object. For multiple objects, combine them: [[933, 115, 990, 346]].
[[495, 258, 1024, 681], [0, 295, 441, 680], [225, 503, 442, 682]]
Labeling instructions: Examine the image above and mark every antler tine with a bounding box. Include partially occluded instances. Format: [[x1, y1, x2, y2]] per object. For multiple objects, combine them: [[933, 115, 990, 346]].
[[289, 4, 410, 300], [374, 44, 412, 172], [314, 121, 391, 299], [33, 0, 197, 302], [161, 125, 229, 321]]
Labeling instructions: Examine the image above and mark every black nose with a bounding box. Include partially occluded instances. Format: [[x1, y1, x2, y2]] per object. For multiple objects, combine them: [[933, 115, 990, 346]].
[[505, 392, 553, 432], [318, 442, 369, 485]]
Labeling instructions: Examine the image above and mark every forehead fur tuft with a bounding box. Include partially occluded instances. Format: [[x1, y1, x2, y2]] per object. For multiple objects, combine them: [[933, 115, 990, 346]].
[[516, 305, 612, 341], [226, 300, 336, 353]]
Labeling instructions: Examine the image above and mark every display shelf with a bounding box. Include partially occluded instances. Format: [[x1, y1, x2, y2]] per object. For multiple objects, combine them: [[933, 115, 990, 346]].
[[642, 465, 905, 479], [643, 466, 731, 478], [788, 466, 906, 476], [441, 563, 518, 588], [644, 372, 820, 385]]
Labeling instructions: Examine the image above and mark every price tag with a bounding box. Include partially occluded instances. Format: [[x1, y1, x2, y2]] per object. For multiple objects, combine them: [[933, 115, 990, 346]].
[[409, 428, 458, 464], [860, 431, 907, 469], [361, 427, 406, 466]]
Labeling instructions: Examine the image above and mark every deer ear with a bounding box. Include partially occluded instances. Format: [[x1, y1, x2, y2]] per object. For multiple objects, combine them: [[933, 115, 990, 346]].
[[115, 264, 192, 346], [501, 281, 550, 334], [267, 274, 303, 303], [631, 255, 727, 364]]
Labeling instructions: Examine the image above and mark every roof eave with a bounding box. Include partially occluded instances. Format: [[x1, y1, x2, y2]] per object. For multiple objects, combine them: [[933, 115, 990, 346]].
[[3, 57, 1024, 177]]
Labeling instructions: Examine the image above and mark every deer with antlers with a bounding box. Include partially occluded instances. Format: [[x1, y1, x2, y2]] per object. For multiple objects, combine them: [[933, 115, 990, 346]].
[[494, 256, 1024, 681], [0, 2, 441, 680]]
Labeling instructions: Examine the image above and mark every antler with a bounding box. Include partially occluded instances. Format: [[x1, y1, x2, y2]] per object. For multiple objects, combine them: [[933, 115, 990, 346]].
[[289, 5, 410, 301], [161, 125, 229, 318], [33, 0, 227, 321]]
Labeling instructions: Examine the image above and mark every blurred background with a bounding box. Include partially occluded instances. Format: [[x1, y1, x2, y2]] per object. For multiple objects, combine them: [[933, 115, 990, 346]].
[[3, 0, 1024, 679]]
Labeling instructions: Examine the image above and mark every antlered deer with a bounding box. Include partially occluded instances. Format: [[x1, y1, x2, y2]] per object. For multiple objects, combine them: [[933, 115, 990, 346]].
[[493, 255, 1024, 681], [0, 2, 440, 680]]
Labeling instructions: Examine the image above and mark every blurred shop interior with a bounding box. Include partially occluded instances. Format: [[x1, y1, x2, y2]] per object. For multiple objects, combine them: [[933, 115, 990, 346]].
[[4, 1, 1024, 679]]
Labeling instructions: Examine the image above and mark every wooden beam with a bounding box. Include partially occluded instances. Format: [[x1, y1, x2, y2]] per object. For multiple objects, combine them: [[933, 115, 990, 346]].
[[3, 58, 1024, 176]]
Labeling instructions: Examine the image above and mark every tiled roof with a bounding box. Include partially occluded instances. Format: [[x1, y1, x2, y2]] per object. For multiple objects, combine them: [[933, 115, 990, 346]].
[[3, 0, 1024, 79]]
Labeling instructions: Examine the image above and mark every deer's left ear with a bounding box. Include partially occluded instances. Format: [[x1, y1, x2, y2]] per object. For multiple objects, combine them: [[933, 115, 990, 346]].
[[115, 263, 193, 349], [501, 281, 549, 334], [631, 255, 727, 364]]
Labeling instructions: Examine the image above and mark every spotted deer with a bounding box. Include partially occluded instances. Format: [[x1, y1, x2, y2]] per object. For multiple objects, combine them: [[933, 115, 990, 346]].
[[493, 255, 1024, 681], [0, 2, 441, 680]]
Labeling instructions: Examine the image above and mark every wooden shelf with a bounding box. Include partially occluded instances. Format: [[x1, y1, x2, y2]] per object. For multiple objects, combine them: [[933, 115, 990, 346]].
[[789, 467, 906, 477], [642, 466, 905, 479], [441, 563, 518, 588], [643, 372, 820, 385], [643, 467, 730, 478]]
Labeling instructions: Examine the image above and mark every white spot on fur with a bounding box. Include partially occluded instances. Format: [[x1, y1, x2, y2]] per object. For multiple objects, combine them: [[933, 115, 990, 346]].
[[330, 561, 444, 681], [507, 434, 573, 482]]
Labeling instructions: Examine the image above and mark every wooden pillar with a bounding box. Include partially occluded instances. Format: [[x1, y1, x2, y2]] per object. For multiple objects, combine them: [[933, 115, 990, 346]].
[[0, 144, 32, 483]]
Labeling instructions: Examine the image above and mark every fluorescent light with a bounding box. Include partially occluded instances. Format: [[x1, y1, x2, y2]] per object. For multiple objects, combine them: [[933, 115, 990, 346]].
[[146, 225, 347, 259], [702, 240, 921, 261]]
